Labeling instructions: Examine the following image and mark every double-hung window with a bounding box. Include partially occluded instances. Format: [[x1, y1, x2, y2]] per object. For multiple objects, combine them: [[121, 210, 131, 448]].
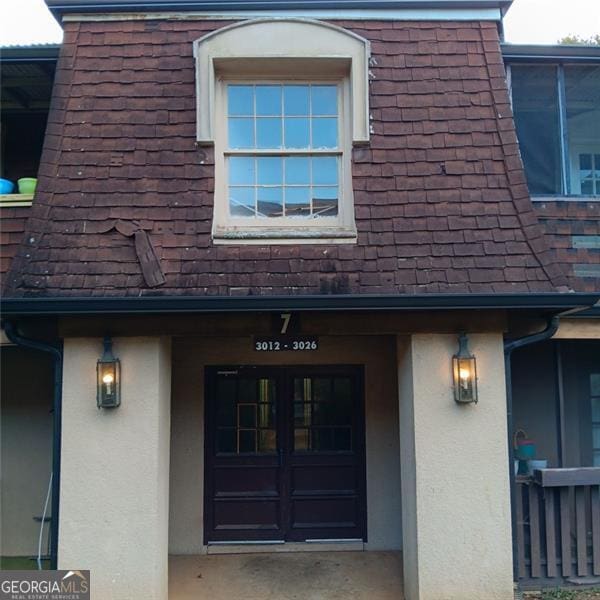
[[214, 79, 356, 241], [228, 83, 340, 221], [193, 18, 369, 243]]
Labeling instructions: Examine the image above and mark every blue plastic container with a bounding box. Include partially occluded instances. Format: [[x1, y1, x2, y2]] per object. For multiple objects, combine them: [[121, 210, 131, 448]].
[[0, 178, 14, 194]]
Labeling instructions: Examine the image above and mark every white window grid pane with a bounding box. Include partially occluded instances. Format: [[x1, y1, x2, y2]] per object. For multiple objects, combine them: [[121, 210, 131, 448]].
[[226, 82, 341, 219], [227, 84, 339, 151], [229, 155, 339, 218]]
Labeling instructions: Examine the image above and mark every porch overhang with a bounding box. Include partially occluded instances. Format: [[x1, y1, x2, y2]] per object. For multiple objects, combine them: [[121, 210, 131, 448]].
[[1, 292, 599, 316]]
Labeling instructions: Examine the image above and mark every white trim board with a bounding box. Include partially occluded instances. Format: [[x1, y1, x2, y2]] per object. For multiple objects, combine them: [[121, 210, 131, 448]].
[[63, 7, 502, 21]]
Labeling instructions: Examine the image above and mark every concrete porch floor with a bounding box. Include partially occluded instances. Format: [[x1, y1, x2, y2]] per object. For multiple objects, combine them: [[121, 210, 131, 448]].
[[169, 551, 404, 600]]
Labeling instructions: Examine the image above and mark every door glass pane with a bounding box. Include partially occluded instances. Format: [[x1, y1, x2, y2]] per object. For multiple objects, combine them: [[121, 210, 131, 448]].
[[294, 377, 311, 402], [295, 428, 309, 450], [294, 402, 311, 426], [259, 429, 276, 452], [238, 404, 257, 428], [258, 403, 275, 428], [511, 65, 562, 195], [215, 375, 276, 455], [293, 375, 354, 453], [313, 378, 331, 402], [239, 429, 257, 453], [216, 379, 236, 426], [238, 379, 257, 403]]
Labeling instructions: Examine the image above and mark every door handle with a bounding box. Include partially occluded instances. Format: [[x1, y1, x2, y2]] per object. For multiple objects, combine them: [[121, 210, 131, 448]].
[[277, 447, 283, 467]]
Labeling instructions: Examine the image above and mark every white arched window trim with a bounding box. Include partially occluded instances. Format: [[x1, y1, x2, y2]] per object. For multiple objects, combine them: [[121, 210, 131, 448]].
[[193, 18, 371, 146]]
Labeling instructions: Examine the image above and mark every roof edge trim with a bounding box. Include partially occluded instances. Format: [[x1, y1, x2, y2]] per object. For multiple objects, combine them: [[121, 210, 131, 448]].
[[1, 293, 598, 316], [45, 0, 512, 19]]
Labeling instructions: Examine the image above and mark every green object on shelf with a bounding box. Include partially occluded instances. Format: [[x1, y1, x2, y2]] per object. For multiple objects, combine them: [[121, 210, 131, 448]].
[[18, 178, 37, 195]]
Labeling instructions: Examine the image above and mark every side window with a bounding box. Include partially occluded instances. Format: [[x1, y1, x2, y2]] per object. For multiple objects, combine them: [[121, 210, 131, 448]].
[[510, 63, 600, 198]]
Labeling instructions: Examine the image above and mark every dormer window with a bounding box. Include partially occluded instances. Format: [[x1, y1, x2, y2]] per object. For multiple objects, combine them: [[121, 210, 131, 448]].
[[193, 19, 370, 243]]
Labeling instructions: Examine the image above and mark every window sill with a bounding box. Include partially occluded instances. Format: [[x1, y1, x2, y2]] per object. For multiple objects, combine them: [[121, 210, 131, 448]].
[[213, 226, 357, 245], [531, 195, 600, 203], [0, 194, 33, 207]]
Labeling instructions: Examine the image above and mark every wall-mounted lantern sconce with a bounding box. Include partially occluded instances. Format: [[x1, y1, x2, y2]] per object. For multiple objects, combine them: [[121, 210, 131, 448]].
[[452, 332, 478, 404], [97, 336, 121, 408]]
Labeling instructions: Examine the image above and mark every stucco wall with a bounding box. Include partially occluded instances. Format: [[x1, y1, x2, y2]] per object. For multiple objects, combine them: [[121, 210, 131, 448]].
[[168, 334, 401, 553], [0, 346, 54, 556], [398, 333, 514, 600], [59, 337, 171, 600]]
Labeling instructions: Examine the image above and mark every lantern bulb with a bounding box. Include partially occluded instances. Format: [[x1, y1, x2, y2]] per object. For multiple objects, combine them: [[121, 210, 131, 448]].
[[102, 374, 114, 384]]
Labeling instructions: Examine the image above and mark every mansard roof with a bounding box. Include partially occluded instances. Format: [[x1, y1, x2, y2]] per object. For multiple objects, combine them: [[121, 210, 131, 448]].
[[5, 18, 570, 298]]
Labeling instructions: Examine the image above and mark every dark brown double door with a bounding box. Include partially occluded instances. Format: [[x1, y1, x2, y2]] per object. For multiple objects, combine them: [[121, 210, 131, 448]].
[[204, 365, 366, 543]]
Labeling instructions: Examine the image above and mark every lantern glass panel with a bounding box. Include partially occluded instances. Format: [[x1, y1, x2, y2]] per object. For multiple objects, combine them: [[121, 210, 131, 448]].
[[453, 356, 477, 403], [97, 359, 121, 408]]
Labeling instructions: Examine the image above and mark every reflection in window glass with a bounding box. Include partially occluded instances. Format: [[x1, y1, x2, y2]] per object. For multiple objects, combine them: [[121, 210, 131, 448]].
[[293, 376, 353, 452], [256, 85, 281, 116], [511, 65, 562, 195], [215, 376, 277, 455], [312, 85, 338, 115], [565, 66, 600, 195], [228, 118, 254, 149], [228, 85, 253, 116], [284, 85, 310, 116], [226, 83, 340, 219], [229, 156, 339, 218]]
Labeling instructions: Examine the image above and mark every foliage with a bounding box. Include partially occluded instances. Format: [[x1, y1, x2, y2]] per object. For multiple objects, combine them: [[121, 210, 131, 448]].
[[557, 34, 600, 46], [539, 589, 600, 600]]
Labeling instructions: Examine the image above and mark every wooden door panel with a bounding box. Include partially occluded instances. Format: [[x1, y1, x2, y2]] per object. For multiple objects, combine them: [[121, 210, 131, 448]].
[[214, 465, 279, 496], [291, 464, 357, 494], [291, 497, 360, 528], [213, 499, 281, 533], [205, 368, 283, 542], [205, 365, 366, 544]]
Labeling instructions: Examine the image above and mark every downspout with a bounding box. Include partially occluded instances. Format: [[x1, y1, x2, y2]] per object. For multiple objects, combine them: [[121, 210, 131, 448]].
[[504, 315, 559, 589], [2, 321, 62, 570]]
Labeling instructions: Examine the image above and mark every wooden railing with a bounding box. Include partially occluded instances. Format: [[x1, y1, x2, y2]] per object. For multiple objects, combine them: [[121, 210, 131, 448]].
[[515, 468, 600, 584]]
